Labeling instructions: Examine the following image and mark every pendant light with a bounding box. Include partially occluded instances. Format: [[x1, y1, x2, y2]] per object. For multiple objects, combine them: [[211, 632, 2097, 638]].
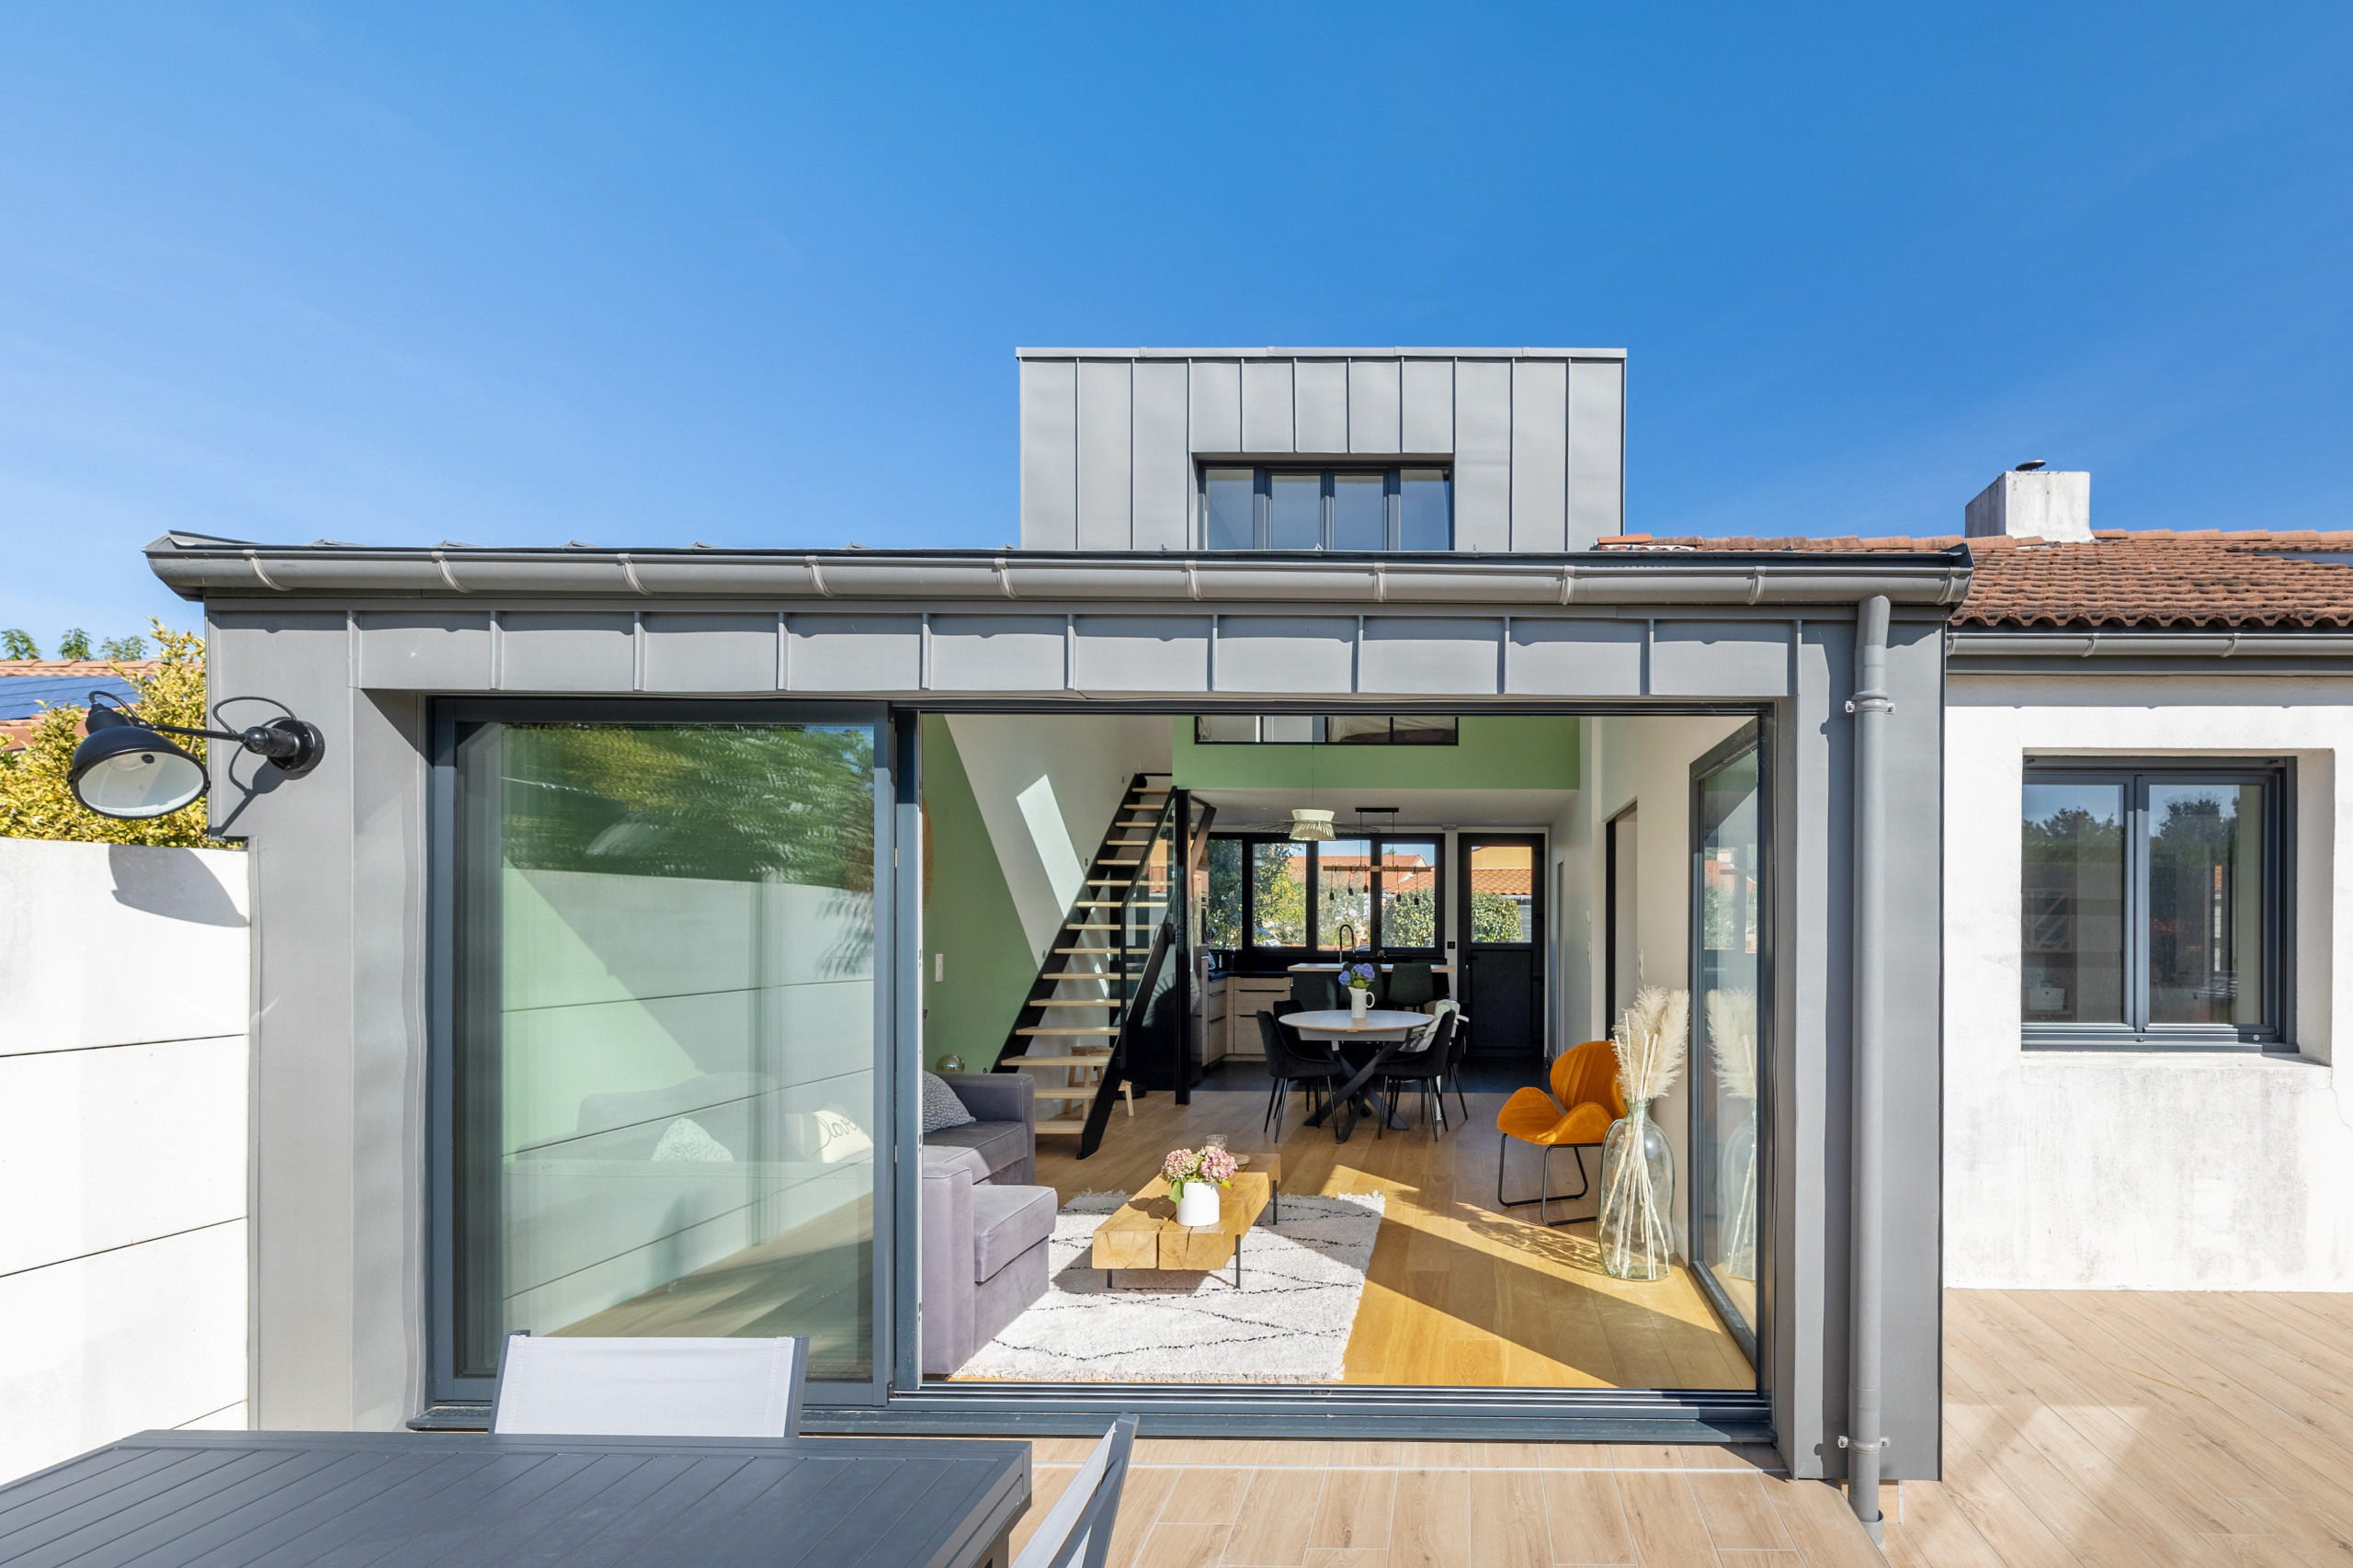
[[1288, 726, 1331, 839]]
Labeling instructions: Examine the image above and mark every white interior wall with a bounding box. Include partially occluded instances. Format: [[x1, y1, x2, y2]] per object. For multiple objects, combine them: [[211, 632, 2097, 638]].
[[941, 714, 1175, 963], [1945, 676, 2353, 1289], [0, 839, 251, 1483]]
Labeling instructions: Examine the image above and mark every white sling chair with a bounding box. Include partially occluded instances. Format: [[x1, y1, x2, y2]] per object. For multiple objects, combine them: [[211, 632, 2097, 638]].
[[490, 1334, 808, 1438], [1011, 1415, 1140, 1568]]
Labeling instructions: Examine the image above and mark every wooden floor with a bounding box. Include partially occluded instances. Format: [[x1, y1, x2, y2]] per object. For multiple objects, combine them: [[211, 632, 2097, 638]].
[[1016, 1064, 1755, 1390], [1008, 1437, 1882, 1568], [1884, 1288, 2353, 1568]]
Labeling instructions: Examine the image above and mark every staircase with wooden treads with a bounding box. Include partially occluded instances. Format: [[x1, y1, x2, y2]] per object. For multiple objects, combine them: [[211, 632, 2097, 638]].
[[994, 774, 1175, 1137]]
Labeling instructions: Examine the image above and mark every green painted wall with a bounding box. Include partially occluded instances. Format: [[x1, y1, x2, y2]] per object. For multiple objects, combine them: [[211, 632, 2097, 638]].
[[919, 715, 1039, 1073], [1171, 715, 1581, 790]]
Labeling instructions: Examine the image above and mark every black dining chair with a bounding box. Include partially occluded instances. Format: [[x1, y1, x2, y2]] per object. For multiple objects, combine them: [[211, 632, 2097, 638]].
[[1386, 960, 1437, 1011], [1257, 1010, 1344, 1140], [1290, 971, 1340, 1013], [1379, 1008, 1469, 1140]]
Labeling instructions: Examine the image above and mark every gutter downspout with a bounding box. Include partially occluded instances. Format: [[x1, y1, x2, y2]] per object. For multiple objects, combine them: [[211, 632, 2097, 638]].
[[1843, 594, 1892, 1541]]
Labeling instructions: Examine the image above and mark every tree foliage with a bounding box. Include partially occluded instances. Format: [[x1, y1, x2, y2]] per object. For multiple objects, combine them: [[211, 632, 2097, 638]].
[[57, 629, 90, 660], [0, 622, 222, 847], [1, 630, 37, 659]]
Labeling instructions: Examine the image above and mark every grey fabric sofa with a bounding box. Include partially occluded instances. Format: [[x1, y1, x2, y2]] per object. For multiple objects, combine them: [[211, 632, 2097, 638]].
[[922, 1072, 1038, 1187]]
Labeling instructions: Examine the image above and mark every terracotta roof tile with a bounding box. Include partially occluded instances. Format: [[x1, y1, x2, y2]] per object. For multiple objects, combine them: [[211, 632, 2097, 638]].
[[1594, 531, 2353, 629]]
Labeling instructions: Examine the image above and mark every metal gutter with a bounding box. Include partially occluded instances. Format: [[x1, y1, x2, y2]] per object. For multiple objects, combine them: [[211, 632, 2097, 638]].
[[145, 536, 1972, 608], [1014, 346, 1628, 361], [1949, 628, 2353, 675]]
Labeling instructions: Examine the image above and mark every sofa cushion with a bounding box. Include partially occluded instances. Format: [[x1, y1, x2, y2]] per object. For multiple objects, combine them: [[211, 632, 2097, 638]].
[[923, 1119, 1029, 1180], [921, 1143, 989, 1185], [920, 1071, 978, 1132], [969, 1183, 1057, 1284]]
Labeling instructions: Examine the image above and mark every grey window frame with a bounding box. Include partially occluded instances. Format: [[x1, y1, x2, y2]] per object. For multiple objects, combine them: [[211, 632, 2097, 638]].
[[1196, 465, 1452, 551], [2020, 756, 2293, 1052], [1203, 831, 1447, 966], [422, 698, 900, 1413]]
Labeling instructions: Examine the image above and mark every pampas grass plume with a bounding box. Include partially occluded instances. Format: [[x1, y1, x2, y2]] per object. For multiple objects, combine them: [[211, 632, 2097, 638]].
[[1611, 983, 1688, 1107], [1704, 987, 1758, 1103]]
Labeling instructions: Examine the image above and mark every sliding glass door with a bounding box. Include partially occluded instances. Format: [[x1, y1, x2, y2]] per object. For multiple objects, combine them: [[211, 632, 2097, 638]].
[[437, 710, 886, 1401], [1690, 723, 1765, 1362]]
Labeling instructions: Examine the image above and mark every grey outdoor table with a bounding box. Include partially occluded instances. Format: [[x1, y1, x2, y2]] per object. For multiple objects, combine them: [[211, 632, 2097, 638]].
[[0, 1429, 1030, 1568]]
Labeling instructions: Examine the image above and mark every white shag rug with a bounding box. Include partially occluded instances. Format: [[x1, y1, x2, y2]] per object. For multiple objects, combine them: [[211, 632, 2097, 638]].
[[956, 1189, 1387, 1383]]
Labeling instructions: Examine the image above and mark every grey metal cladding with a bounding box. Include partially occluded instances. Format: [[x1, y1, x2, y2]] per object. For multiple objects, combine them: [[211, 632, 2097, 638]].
[[1452, 358, 1513, 551], [1076, 360, 1132, 552], [1071, 615, 1211, 691], [1400, 358, 1455, 454], [1358, 618, 1506, 695], [1509, 360, 1569, 553], [1187, 359, 1243, 453], [1347, 359, 1402, 454], [1650, 620, 1795, 697], [497, 612, 635, 691], [1292, 360, 1348, 453], [1019, 358, 1078, 550], [1212, 616, 1356, 692], [1567, 358, 1625, 547], [926, 615, 1066, 690], [641, 612, 781, 692], [1506, 618, 1645, 696], [356, 612, 493, 689], [1130, 360, 1191, 551], [786, 614, 923, 690], [1240, 359, 1296, 453]]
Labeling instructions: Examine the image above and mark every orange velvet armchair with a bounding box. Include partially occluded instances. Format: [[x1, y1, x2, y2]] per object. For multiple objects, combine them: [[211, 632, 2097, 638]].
[[1495, 1040, 1626, 1226]]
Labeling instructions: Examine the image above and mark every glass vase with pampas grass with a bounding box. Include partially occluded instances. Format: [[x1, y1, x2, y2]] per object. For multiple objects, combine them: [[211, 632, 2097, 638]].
[[1599, 984, 1688, 1281], [1705, 987, 1759, 1281]]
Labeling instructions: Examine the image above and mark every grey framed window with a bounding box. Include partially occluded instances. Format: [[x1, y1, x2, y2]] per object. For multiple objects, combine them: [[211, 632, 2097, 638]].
[[1202, 832, 1444, 963], [1190, 714, 1458, 745], [1198, 466, 1452, 551], [2021, 759, 2290, 1050]]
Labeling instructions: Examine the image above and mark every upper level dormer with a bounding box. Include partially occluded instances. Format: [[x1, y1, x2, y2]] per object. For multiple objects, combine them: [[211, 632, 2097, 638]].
[[1017, 347, 1625, 553]]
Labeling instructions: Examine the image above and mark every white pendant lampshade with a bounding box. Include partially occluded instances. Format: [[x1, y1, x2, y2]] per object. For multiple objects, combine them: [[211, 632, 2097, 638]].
[[1289, 808, 1336, 842]]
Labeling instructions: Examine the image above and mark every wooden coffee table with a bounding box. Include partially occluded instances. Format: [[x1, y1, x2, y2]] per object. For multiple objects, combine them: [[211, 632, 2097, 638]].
[[1090, 1153, 1283, 1290]]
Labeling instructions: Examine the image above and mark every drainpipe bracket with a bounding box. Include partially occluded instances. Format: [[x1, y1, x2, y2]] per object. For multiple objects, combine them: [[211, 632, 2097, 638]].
[[1844, 693, 1894, 716]]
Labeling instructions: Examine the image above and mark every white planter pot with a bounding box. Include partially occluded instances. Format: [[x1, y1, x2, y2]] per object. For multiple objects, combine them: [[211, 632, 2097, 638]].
[[1175, 1182, 1222, 1227]]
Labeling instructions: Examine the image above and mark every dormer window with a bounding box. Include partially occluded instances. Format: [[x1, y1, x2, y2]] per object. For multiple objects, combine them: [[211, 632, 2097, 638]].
[[1199, 466, 1452, 551]]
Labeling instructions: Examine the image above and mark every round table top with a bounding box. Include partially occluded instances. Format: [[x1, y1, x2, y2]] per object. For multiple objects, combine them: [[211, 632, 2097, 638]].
[[1286, 1008, 1432, 1037]]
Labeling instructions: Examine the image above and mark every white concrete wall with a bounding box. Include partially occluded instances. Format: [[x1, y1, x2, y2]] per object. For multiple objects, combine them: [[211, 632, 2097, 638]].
[[1945, 676, 2353, 1289], [0, 838, 250, 1483]]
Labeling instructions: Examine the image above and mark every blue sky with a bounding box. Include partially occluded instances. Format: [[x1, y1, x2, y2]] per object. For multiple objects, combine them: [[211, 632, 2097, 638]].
[[4, 4, 2348, 645]]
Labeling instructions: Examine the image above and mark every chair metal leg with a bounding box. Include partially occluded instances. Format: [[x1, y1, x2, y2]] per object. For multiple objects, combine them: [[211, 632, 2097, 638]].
[[1496, 1136, 1596, 1226]]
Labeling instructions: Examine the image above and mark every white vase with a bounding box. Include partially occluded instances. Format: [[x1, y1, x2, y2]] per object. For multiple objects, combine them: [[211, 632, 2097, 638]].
[[1175, 1181, 1222, 1227], [1349, 988, 1370, 1022]]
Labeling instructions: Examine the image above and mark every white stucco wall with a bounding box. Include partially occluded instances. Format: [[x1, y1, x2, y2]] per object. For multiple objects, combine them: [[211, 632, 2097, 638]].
[[0, 837, 251, 1483], [1944, 675, 2353, 1289]]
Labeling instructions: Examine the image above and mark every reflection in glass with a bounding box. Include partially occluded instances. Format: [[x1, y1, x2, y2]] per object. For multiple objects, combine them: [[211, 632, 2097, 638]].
[[1399, 469, 1450, 551], [1203, 836, 1245, 949], [1203, 469, 1256, 551], [1693, 744, 1760, 1350], [1250, 841, 1309, 946], [1318, 839, 1373, 950], [2020, 784, 2125, 1024], [1332, 473, 1386, 550], [1390, 715, 1458, 745], [452, 722, 878, 1381], [1325, 716, 1392, 745], [1378, 841, 1441, 949], [2148, 783, 2262, 1026], [1269, 473, 1323, 549], [1468, 844, 1535, 943]]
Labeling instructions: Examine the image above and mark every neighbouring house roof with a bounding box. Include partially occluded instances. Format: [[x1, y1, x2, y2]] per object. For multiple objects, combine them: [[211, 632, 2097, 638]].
[[0, 661, 159, 750], [1594, 530, 2353, 630]]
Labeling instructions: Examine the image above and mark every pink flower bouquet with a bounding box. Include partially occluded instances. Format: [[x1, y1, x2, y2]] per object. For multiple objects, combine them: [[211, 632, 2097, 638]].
[[1162, 1144, 1239, 1199]]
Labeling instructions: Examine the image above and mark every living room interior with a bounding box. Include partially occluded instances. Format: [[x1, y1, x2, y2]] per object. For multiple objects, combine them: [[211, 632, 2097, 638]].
[[915, 707, 1765, 1393]]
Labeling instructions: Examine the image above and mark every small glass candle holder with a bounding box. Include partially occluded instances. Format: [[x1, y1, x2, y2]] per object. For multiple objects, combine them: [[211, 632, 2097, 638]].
[[1202, 1133, 1228, 1153]]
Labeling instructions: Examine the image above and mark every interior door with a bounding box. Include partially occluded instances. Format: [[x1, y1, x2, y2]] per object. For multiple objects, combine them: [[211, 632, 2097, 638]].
[[1458, 835, 1543, 1059]]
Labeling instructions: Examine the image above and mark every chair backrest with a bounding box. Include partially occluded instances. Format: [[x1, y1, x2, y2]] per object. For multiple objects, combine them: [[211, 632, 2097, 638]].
[[1290, 971, 1339, 1012], [1012, 1414, 1140, 1568], [1387, 961, 1437, 1009], [1256, 1010, 1327, 1077], [491, 1334, 807, 1437], [1423, 1006, 1464, 1073], [1550, 1041, 1626, 1121]]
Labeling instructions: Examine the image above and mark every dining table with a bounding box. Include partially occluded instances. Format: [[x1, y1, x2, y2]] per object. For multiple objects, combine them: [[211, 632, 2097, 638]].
[[1283, 1007, 1437, 1142], [0, 1428, 1031, 1568]]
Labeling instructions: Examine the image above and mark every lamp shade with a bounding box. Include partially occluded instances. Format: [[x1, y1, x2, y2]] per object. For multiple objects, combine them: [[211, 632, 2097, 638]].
[[1288, 808, 1336, 842], [68, 711, 208, 819]]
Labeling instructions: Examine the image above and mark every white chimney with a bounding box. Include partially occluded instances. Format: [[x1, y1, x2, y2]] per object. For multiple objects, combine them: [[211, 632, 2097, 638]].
[[1965, 466, 2091, 542]]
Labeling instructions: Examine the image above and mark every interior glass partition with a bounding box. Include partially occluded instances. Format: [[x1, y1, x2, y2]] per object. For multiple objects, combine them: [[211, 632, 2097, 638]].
[[1690, 726, 1763, 1356], [447, 718, 881, 1384]]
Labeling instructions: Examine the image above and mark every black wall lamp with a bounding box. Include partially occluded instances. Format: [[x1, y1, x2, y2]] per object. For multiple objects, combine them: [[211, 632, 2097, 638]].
[[70, 693, 325, 820]]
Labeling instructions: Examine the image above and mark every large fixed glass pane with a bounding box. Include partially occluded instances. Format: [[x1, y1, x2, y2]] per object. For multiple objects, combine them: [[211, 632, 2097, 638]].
[[1389, 715, 1458, 745], [1317, 839, 1374, 951], [1325, 715, 1392, 745], [2021, 783, 2126, 1024], [1399, 469, 1450, 551], [1332, 472, 1386, 551], [451, 721, 879, 1383], [1378, 839, 1441, 950], [1193, 714, 1257, 744], [1202, 837, 1245, 949], [1468, 843, 1535, 943], [1202, 468, 1256, 551], [1268, 472, 1323, 550], [1250, 841, 1309, 947], [1693, 744, 1761, 1346], [2148, 781, 2263, 1027]]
